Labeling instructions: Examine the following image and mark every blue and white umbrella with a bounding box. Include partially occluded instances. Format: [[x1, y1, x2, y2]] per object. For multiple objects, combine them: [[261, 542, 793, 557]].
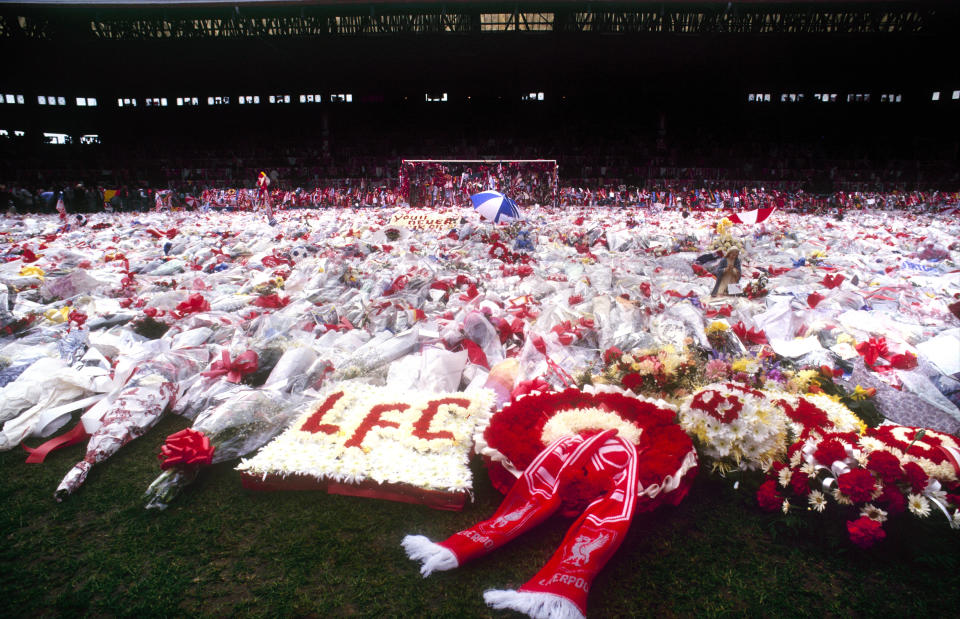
[[469, 190, 521, 224]]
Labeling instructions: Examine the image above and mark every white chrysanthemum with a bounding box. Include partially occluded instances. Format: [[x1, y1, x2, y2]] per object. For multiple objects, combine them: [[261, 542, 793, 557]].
[[782, 499, 791, 515], [809, 490, 828, 513], [908, 493, 932, 518], [860, 503, 888, 523], [832, 488, 854, 506], [778, 468, 793, 488], [800, 462, 818, 477]]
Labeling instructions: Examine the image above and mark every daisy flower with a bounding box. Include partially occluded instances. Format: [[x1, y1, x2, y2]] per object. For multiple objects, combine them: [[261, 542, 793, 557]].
[[860, 503, 888, 523], [778, 468, 793, 488], [808, 490, 828, 513], [908, 493, 931, 518]]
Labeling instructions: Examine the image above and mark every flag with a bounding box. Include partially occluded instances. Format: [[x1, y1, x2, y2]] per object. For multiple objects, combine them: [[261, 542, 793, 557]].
[[727, 207, 775, 225]]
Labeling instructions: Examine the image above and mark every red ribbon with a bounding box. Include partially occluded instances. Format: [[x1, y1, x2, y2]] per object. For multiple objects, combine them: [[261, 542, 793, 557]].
[[174, 293, 211, 317], [530, 335, 576, 387], [201, 350, 259, 383], [158, 428, 215, 470], [21, 421, 90, 464], [855, 337, 889, 368]]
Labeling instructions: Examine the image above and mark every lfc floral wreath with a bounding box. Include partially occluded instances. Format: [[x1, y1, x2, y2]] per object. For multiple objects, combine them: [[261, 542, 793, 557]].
[[238, 383, 495, 496]]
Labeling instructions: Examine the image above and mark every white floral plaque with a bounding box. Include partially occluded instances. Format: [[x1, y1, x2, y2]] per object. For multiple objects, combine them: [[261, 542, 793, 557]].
[[238, 384, 495, 509]]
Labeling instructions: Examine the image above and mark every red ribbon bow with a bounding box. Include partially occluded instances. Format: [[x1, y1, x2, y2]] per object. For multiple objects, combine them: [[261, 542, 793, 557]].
[[732, 321, 768, 346], [855, 337, 889, 368], [705, 305, 733, 318], [175, 293, 211, 316], [821, 273, 845, 289], [158, 428, 215, 470], [201, 350, 259, 383]]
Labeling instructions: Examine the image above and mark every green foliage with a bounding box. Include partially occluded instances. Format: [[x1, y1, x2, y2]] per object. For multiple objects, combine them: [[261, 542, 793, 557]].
[[1, 414, 958, 617]]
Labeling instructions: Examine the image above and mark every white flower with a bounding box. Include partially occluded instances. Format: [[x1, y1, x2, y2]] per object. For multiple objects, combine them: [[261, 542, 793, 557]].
[[808, 490, 828, 513], [952, 510, 960, 530], [782, 499, 791, 515], [860, 503, 888, 523], [908, 493, 932, 518], [778, 468, 793, 488], [832, 488, 853, 506], [800, 462, 818, 477]]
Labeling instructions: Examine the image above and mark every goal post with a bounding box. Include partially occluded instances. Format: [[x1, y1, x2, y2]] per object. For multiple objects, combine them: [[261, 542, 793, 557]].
[[399, 159, 558, 208]]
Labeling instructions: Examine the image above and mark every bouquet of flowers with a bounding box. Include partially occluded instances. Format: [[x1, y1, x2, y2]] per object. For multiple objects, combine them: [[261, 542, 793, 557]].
[[758, 425, 960, 547], [144, 386, 299, 509], [580, 344, 702, 403], [55, 345, 210, 500]]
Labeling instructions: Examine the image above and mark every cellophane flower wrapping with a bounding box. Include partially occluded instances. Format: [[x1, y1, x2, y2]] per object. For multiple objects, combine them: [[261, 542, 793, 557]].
[[145, 386, 298, 509], [55, 345, 210, 500]]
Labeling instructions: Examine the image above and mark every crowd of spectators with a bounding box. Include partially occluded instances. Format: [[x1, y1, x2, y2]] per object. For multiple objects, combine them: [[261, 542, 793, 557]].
[[1, 127, 957, 214]]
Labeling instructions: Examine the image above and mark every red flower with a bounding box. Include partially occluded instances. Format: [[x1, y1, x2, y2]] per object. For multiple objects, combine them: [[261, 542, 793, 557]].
[[878, 484, 906, 515], [902, 461, 929, 493], [780, 398, 830, 431], [847, 516, 885, 549], [568, 294, 584, 305], [603, 347, 624, 364], [837, 469, 876, 503], [814, 439, 847, 465], [757, 480, 783, 512], [621, 372, 643, 392], [866, 450, 903, 483], [731, 322, 768, 346], [639, 282, 651, 297], [68, 310, 87, 327], [789, 470, 812, 497], [175, 293, 210, 316]]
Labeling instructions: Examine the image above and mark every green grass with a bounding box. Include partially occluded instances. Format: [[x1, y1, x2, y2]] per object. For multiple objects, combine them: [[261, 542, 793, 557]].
[[2, 412, 958, 617]]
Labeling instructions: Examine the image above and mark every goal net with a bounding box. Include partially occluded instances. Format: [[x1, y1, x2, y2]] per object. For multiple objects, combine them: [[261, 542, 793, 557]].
[[399, 159, 558, 208]]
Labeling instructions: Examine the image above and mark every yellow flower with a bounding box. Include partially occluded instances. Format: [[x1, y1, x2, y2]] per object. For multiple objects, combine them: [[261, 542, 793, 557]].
[[706, 321, 729, 335], [731, 358, 758, 373], [850, 385, 876, 401], [18, 266, 45, 280], [44, 307, 70, 323], [836, 333, 856, 345], [716, 217, 732, 235]]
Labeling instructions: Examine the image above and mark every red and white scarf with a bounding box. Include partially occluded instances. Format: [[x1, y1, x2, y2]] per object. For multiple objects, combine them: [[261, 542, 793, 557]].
[[404, 429, 637, 619]]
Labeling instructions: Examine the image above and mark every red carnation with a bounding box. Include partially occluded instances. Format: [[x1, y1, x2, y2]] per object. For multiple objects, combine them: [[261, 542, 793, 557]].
[[621, 372, 643, 392], [789, 470, 812, 497], [866, 450, 903, 483], [902, 461, 929, 493], [837, 469, 877, 503], [814, 439, 847, 465], [756, 480, 783, 512], [847, 516, 885, 549], [877, 484, 907, 515]]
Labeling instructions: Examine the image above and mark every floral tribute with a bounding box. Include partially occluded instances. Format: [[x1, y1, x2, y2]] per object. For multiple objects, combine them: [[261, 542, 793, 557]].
[[238, 384, 495, 510], [404, 386, 698, 619], [475, 384, 699, 510], [678, 383, 866, 475], [582, 345, 701, 403], [760, 424, 960, 547]]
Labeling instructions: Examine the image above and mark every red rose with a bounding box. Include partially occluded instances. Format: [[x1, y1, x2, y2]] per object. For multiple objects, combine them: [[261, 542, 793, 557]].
[[814, 439, 847, 465], [837, 469, 876, 503], [756, 480, 783, 512], [866, 450, 903, 483], [847, 516, 885, 549], [902, 461, 929, 493]]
